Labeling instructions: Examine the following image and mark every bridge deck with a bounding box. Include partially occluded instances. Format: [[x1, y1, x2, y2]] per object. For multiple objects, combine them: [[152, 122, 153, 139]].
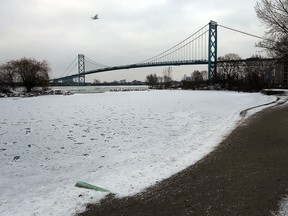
[[52, 58, 278, 82]]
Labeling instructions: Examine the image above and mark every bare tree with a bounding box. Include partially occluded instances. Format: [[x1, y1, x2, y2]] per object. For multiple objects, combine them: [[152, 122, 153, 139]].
[[146, 74, 158, 88], [0, 62, 18, 90], [200, 70, 208, 80], [191, 70, 203, 82], [163, 67, 173, 88], [9, 58, 50, 92], [217, 53, 243, 89], [93, 79, 101, 84], [255, 0, 288, 57]]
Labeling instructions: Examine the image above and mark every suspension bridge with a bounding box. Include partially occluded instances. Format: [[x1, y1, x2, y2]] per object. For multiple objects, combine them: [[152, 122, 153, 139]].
[[51, 20, 275, 84]]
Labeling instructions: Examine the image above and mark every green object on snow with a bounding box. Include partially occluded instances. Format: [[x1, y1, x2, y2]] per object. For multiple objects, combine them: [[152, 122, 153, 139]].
[[75, 181, 109, 192]]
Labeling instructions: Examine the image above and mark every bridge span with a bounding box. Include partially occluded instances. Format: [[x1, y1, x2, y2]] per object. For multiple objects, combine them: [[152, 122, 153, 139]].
[[52, 21, 277, 84], [52, 60, 209, 82]]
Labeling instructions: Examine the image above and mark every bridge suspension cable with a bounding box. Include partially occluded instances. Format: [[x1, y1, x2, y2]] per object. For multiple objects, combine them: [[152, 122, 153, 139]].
[[59, 56, 78, 78], [85, 56, 109, 68], [139, 23, 209, 64], [218, 24, 267, 41]]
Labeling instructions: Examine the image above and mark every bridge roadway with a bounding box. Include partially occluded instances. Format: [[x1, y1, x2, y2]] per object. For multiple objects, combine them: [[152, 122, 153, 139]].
[[52, 60, 208, 82], [52, 58, 278, 82]]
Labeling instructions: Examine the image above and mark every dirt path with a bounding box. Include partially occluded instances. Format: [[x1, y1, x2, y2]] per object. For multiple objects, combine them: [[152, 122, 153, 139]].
[[78, 104, 288, 216]]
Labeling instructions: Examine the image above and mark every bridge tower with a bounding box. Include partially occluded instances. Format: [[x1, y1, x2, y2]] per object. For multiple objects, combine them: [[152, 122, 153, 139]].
[[78, 54, 85, 84], [208, 21, 218, 80]]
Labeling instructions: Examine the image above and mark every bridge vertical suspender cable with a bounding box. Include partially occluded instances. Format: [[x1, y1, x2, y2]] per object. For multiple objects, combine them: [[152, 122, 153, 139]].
[[138, 23, 210, 65], [59, 56, 78, 78]]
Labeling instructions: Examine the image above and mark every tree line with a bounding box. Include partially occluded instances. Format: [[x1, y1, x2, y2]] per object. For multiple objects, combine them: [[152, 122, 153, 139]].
[[182, 54, 276, 92], [146, 67, 174, 89], [147, 53, 276, 92]]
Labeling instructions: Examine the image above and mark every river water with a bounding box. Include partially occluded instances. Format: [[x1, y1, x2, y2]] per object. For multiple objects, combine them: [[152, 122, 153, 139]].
[[50, 85, 149, 94]]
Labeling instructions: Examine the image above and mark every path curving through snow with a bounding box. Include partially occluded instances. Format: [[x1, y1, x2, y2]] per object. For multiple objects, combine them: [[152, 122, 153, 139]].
[[0, 90, 276, 216]]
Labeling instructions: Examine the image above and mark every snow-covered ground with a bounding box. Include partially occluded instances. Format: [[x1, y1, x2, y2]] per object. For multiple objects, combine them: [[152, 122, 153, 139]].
[[275, 196, 288, 216], [0, 90, 277, 216]]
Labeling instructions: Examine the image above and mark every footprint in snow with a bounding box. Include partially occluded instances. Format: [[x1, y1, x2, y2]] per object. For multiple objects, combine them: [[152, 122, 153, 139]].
[[13, 156, 20, 161]]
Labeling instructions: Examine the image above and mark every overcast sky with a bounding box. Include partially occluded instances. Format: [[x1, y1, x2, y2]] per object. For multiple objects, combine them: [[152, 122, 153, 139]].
[[0, 0, 267, 82]]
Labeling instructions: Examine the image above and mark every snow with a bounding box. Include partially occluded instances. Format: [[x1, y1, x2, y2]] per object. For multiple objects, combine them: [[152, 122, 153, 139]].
[[0, 90, 277, 216], [274, 196, 288, 216]]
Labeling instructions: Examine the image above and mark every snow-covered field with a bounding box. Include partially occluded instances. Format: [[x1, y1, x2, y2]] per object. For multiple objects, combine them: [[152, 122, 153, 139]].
[[0, 90, 277, 216]]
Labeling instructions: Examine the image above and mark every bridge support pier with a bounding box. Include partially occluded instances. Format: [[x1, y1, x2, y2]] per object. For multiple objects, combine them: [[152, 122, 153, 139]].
[[78, 54, 85, 84], [208, 21, 218, 80]]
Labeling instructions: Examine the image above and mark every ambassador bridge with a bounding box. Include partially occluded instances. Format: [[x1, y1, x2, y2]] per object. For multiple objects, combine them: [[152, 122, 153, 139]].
[[52, 21, 277, 84]]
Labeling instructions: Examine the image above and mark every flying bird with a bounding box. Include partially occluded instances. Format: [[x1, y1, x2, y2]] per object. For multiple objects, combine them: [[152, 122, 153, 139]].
[[91, 14, 99, 20]]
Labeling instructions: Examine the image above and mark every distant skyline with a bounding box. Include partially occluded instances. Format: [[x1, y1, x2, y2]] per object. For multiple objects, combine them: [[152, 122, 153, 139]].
[[0, 0, 267, 82]]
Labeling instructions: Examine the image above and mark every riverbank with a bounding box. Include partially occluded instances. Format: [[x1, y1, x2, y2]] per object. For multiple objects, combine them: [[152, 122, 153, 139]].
[[79, 103, 288, 216], [0, 90, 279, 215]]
